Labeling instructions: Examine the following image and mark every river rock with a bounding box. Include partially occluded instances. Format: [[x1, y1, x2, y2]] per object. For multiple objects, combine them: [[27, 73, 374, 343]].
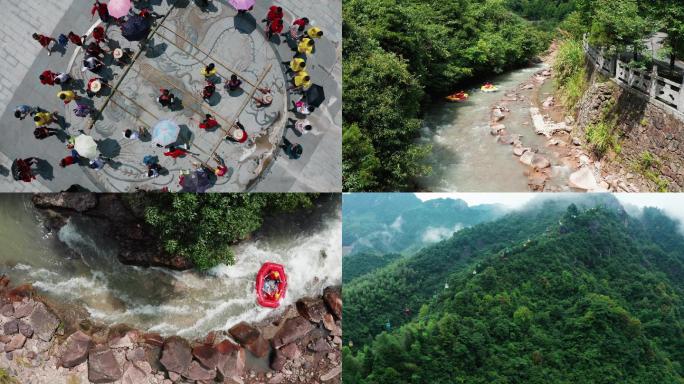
[[12, 301, 34, 318], [3, 319, 18, 335], [513, 146, 529, 157], [519, 151, 535, 166], [492, 108, 505, 122], [543, 96, 555, 108], [490, 123, 505, 135], [88, 345, 123, 383], [143, 344, 163, 372], [272, 317, 315, 349], [270, 348, 288, 371], [320, 366, 341, 382], [497, 134, 514, 145], [109, 334, 134, 349], [323, 287, 342, 320], [217, 347, 245, 380], [25, 302, 59, 342], [216, 339, 240, 354], [569, 167, 603, 191], [4, 334, 26, 352], [184, 360, 216, 381], [143, 333, 164, 347], [18, 321, 33, 338], [159, 336, 192, 376], [126, 347, 145, 362], [121, 362, 148, 384], [1, 303, 14, 317], [531, 155, 551, 169], [322, 314, 336, 332], [229, 322, 269, 357], [280, 343, 301, 360], [308, 338, 332, 353], [60, 331, 93, 368], [296, 298, 328, 323], [192, 344, 219, 370], [521, 83, 534, 90]]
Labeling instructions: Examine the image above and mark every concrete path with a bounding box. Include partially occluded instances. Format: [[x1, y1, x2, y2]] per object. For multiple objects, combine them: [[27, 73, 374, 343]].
[[0, 0, 341, 192]]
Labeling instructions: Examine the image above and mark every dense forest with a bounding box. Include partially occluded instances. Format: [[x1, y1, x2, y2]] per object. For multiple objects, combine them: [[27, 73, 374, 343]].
[[343, 195, 684, 383], [343, 193, 506, 257], [124, 194, 317, 270], [342, 0, 549, 191]]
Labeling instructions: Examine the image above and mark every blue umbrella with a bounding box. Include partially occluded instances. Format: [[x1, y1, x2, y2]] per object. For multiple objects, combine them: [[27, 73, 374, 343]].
[[152, 120, 180, 146]]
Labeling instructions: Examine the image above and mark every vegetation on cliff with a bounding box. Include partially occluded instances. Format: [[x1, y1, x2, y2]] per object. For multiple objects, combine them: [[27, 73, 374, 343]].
[[342, 0, 549, 191], [128, 194, 316, 270], [343, 196, 684, 383]]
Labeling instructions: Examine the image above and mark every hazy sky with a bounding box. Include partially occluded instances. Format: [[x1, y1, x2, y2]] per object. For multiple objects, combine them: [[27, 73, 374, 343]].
[[415, 193, 684, 223]]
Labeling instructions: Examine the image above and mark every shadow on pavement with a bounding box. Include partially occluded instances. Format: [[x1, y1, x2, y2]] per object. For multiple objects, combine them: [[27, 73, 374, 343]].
[[98, 138, 122, 158], [36, 159, 54, 181], [234, 13, 257, 34]]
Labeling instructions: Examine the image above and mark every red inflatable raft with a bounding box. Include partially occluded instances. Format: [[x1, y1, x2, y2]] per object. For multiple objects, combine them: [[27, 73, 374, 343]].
[[256, 262, 287, 308]]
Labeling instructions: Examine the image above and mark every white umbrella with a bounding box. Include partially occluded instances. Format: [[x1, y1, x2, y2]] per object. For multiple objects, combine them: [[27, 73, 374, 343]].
[[74, 135, 98, 158]]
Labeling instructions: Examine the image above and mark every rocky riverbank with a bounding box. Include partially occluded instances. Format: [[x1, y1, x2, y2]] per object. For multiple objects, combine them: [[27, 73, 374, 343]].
[[0, 277, 342, 384]]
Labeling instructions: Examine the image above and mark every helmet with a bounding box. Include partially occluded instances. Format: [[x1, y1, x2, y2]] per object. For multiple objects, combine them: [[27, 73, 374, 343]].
[[273, 271, 280, 278]]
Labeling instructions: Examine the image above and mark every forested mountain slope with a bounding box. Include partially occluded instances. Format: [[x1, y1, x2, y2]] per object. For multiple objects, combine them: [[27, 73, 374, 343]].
[[343, 199, 684, 383]]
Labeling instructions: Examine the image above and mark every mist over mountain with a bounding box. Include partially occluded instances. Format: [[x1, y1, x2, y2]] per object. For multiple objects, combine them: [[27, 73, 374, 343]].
[[343, 194, 684, 383]]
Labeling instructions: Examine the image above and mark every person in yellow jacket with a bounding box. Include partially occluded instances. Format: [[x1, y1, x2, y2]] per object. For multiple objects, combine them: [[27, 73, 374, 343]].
[[57, 90, 78, 104], [33, 111, 56, 127], [297, 38, 314, 55], [200, 63, 218, 78], [306, 27, 323, 39], [283, 57, 306, 74], [291, 71, 312, 91]]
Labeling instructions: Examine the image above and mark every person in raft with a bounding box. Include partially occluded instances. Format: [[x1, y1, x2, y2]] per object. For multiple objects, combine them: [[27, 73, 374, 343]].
[[263, 271, 282, 298]]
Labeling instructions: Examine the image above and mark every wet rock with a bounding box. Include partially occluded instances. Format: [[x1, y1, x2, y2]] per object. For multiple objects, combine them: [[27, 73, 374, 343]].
[[492, 108, 505, 122], [323, 287, 342, 320], [18, 321, 33, 338], [519, 151, 535, 166], [60, 331, 93, 368], [88, 345, 123, 383], [32, 193, 98, 212], [296, 298, 328, 323], [143, 344, 163, 372], [513, 146, 529, 157], [0, 304, 14, 317], [542, 96, 555, 108], [126, 347, 146, 362], [4, 334, 26, 352], [192, 344, 219, 370], [497, 135, 515, 145], [159, 336, 192, 376], [272, 317, 315, 349], [2, 319, 18, 335], [322, 314, 336, 332], [229, 322, 269, 358], [184, 360, 216, 381], [490, 123, 505, 135], [320, 366, 341, 382], [109, 334, 134, 349], [217, 347, 245, 380], [25, 302, 59, 341], [216, 339, 240, 354], [168, 371, 181, 382], [521, 83, 535, 90], [531, 155, 551, 169], [143, 332, 164, 347], [572, 137, 581, 146], [271, 348, 288, 371]]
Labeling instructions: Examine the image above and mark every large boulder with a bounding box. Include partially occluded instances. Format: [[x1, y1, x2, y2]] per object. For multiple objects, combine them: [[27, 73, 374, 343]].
[[60, 331, 93, 368], [12, 301, 35, 318], [192, 345, 220, 370], [323, 287, 342, 320], [32, 193, 98, 212], [0, 303, 14, 317], [121, 362, 149, 384], [217, 347, 245, 380], [88, 345, 123, 383], [569, 167, 604, 191], [270, 348, 287, 371], [25, 302, 59, 341], [271, 317, 315, 349], [320, 366, 342, 382], [3, 319, 18, 335], [280, 343, 301, 360], [184, 360, 216, 381], [159, 336, 192, 376], [296, 298, 328, 323], [228, 322, 269, 357]]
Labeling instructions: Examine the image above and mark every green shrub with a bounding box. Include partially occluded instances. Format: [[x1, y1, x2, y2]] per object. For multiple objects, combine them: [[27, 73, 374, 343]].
[[554, 39, 588, 108], [0, 369, 18, 384], [585, 122, 618, 157]]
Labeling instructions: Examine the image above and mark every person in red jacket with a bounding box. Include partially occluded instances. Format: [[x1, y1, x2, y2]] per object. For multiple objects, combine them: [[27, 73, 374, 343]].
[[67, 32, 85, 47], [164, 146, 187, 158], [199, 114, 219, 130], [91, 0, 110, 22], [32, 33, 56, 55], [92, 26, 107, 44], [39, 70, 57, 86], [263, 6, 283, 23], [266, 18, 284, 39], [59, 155, 78, 167]]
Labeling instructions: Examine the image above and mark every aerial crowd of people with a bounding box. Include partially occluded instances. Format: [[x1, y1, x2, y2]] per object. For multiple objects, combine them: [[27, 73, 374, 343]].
[[11, 0, 326, 191]]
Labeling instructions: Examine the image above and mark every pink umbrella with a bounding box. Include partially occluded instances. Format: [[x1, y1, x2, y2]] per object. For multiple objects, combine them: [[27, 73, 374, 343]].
[[108, 0, 132, 19], [229, 0, 255, 11]]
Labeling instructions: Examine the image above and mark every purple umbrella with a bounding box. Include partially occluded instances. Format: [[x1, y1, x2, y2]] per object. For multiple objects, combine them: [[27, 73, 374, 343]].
[[229, 0, 255, 11]]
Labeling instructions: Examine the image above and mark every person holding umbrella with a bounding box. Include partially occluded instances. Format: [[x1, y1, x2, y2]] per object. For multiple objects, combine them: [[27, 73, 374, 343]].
[[12, 158, 39, 183], [152, 120, 181, 147], [229, 0, 254, 14], [158, 89, 175, 108], [91, 0, 111, 23]]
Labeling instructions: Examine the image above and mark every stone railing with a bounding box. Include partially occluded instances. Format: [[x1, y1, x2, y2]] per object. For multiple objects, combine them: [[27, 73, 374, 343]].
[[583, 35, 684, 118]]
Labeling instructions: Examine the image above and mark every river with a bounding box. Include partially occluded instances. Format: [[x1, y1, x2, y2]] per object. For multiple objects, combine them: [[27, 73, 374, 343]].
[[416, 63, 571, 191], [0, 195, 341, 339]]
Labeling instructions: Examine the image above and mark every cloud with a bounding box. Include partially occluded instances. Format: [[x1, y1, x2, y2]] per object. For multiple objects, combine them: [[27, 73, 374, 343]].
[[422, 224, 463, 243]]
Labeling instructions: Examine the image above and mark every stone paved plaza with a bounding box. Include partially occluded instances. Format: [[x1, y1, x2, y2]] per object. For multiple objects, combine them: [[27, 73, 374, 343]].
[[0, 0, 341, 192]]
